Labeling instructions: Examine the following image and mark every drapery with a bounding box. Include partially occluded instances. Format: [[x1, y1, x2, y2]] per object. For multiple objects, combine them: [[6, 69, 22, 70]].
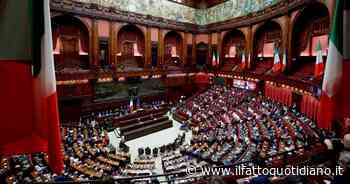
[[52, 27, 89, 53], [301, 95, 320, 123], [264, 84, 293, 106], [164, 33, 182, 60]]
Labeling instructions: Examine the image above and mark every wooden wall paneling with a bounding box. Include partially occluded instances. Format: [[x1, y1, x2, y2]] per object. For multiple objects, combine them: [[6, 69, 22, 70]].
[[208, 33, 212, 66], [145, 26, 152, 67], [182, 32, 188, 67], [114, 24, 120, 65], [109, 22, 116, 65], [192, 34, 196, 66], [158, 28, 163, 66], [285, 15, 292, 72], [151, 41, 158, 67], [246, 26, 253, 69], [88, 19, 93, 67], [186, 45, 192, 67], [92, 19, 99, 67]]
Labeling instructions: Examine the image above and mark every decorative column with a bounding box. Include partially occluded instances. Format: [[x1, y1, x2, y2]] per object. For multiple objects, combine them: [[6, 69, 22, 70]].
[[182, 32, 188, 67], [247, 25, 253, 69], [217, 31, 222, 67], [192, 33, 196, 66], [286, 15, 293, 72], [115, 25, 119, 65], [91, 19, 99, 67], [158, 28, 163, 66], [145, 26, 152, 68], [109, 22, 116, 65]]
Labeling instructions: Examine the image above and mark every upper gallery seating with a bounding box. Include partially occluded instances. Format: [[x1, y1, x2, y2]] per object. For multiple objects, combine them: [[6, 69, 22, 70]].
[[221, 61, 237, 72], [289, 60, 316, 81], [252, 60, 273, 75]]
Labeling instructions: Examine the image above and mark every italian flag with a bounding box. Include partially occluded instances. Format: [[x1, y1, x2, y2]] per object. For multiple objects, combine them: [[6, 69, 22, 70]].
[[282, 49, 287, 71], [272, 46, 281, 72], [314, 40, 324, 77], [217, 51, 220, 66], [212, 51, 217, 66], [0, 0, 63, 173], [319, 0, 350, 129], [241, 51, 246, 69], [129, 97, 134, 112], [342, 0, 350, 120]]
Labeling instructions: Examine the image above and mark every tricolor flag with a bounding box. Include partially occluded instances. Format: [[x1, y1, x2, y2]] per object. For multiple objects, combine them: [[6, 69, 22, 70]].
[[241, 52, 246, 69], [129, 97, 134, 112], [212, 51, 217, 67], [282, 49, 287, 71], [314, 40, 325, 77], [272, 46, 281, 72], [217, 52, 220, 66], [0, 0, 63, 173], [319, 0, 350, 129]]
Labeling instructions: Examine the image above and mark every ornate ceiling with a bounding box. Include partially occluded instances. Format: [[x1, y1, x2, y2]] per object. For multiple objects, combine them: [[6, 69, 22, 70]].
[[74, 0, 280, 25], [169, 0, 229, 9]]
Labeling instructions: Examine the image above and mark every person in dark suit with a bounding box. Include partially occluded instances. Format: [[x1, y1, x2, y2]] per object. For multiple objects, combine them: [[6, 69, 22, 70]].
[[332, 151, 350, 184]]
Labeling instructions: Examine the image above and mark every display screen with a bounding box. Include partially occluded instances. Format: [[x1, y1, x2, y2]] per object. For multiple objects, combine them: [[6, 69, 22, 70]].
[[233, 79, 256, 90]]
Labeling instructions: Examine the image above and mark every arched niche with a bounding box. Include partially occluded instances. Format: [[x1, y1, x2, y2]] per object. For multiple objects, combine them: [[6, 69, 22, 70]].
[[196, 42, 208, 67], [222, 29, 246, 66], [164, 31, 183, 66], [253, 21, 282, 73], [116, 24, 145, 70], [291, 2, 330, 78], [51, 15, 90, 70]]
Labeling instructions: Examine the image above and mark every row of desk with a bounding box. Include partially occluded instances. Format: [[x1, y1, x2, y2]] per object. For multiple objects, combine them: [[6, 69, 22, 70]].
[[113, 107, 173, 141]]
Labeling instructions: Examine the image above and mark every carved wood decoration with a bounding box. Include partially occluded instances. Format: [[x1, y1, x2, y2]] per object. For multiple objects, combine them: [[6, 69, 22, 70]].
[[164, 31, 183, 66], [117, 25, 145, 69], [222, 29, 246, 64], [52, 15, 89, 70]]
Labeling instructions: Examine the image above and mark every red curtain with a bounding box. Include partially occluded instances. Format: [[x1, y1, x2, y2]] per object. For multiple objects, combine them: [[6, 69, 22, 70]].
[[164, 32, 183, 63], [80, 33, 88, 52], [117, 26, 145, 55], [52, 29, 59, 50], [301, 95, 320, 122], [264, 84, 292, 106], [52, 27, 89, 53]]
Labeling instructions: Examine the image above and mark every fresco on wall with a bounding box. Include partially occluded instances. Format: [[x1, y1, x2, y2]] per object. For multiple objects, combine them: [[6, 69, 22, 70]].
[[75, 0, 280, 25], [198, 0, 278, 24]]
